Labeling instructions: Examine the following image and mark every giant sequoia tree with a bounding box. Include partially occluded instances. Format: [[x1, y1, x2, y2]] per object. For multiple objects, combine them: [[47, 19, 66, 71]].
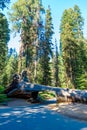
[[60, 5, 87, 89], [9, 0, 44, 82]]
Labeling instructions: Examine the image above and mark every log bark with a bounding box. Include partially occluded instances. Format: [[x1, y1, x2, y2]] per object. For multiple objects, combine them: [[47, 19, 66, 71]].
[[55, 88, 87, 103]]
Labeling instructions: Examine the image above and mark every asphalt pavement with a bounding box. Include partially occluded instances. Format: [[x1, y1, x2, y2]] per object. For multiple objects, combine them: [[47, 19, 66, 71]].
[[0, 101, 87, 130]]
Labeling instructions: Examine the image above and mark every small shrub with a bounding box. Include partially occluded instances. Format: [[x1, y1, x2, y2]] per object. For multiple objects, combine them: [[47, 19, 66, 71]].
[[39, 91, 56, 100], [0, 85, 5, 93], [0, 94, 7, 102], [0, 85, 7, 103]]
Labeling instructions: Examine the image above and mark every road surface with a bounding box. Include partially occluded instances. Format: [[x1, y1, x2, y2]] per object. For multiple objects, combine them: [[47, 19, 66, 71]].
[[0, 102, 87, 130]]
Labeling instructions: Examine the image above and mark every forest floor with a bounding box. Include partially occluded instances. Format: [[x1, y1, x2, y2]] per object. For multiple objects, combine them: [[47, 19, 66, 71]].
[[0, 98, 87, 121]]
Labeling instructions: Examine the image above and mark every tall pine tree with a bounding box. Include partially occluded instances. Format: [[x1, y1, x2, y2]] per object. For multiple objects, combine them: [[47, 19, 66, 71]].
[[40, 6, 54, 85], [0, 13, 10, 79]]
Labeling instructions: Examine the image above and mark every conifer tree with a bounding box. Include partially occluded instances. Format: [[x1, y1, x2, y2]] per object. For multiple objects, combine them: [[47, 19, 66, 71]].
[[0, 13, 10, 78], [40, 6, 54, 85], [2, 55, 18, 86], [54, 39, 60, 87], [60, 5, 87, 89]]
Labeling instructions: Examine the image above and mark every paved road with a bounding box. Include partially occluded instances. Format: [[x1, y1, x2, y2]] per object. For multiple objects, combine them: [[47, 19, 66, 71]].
[[0, 103, 87, 130]]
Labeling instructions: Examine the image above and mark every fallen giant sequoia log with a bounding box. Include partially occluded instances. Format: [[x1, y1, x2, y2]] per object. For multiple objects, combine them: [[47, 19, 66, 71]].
[[4, 73, 87, 103], [18, 82, 87, 103]]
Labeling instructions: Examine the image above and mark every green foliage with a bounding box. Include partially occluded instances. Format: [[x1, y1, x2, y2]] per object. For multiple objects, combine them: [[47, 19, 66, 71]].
[[58, 55, 67, 88], [1, 55, 18, 86], [60, 5, 87, 89], [53, 39, 60, 87], [45, 6, 54, 56], [39, 6, 54, 85], [0, 12, 10, 75], [39, 91, 55, 100], [40, 55, 52, 85], [0, 86, 7, 103], [75, 73, 87, 90], [0, 12, 10, 86], [0, 85, 5, 93]]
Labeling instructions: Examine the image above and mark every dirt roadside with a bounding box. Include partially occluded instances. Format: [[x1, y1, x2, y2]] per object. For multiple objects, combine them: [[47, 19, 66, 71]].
[[0, 98, 30, 107], [47, 102, 87, 121]]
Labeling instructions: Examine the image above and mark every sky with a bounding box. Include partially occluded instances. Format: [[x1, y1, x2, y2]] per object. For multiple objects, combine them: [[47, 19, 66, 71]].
[[3, 0, 87, 53]]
